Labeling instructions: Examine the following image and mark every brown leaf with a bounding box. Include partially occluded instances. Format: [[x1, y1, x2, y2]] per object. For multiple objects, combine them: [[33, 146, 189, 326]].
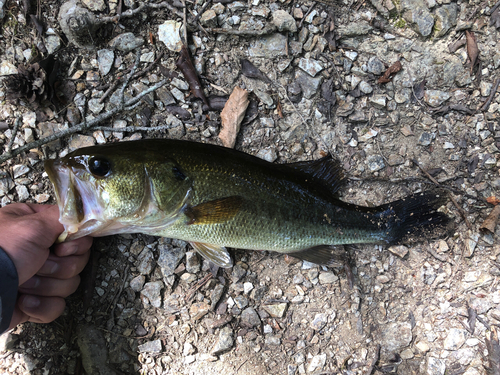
[[448, 38, 466, 53], [480, 205, 500, 234], [240, 59, 271, 83], [277, 100, 283, 118], [176, 45, 208, 106], [465, 30, 479, 72], [411, 79, 426, 102], [378, 60, 402, 84], [219, 87, 249, 148], [487, 196, 500, 206]]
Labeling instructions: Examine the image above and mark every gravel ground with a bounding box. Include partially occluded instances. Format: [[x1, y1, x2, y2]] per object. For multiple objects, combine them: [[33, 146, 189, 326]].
[[1, 0, 500, 374]]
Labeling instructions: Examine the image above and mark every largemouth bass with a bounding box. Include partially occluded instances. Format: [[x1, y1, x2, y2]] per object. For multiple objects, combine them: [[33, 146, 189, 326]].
[[44, 139, 450, 267]]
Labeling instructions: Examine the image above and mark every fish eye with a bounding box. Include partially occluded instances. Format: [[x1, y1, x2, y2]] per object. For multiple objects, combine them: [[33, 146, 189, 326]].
[[88, 156, 111, 177]]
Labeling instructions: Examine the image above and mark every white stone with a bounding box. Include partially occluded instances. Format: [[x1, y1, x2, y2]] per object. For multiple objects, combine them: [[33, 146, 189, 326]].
[[158, 20, 183, 52]]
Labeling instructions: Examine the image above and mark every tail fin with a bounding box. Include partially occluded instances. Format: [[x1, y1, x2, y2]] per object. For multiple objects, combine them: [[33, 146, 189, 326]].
[[376, 192, 451, 245]]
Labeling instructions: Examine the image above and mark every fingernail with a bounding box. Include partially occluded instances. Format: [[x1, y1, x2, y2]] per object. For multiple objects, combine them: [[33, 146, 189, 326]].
[[40, 260, 59, 275], [21, 276, 40, 289], [22, 295, 41, 309]]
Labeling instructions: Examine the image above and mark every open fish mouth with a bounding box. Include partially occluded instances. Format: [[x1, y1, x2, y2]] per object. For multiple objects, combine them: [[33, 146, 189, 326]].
[[44, 159, 108, 242]]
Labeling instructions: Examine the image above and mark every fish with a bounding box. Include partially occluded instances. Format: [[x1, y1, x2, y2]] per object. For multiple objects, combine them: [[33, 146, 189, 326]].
[[44, 139, 450, 268]]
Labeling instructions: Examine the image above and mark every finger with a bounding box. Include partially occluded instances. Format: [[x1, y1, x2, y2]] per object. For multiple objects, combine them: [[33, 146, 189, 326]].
[[19, 275, 80, 298], [31, 205, 65, 239], [53, 236, 93, 257], [16, 295, 66, 325], [37, 252, 90, 279]]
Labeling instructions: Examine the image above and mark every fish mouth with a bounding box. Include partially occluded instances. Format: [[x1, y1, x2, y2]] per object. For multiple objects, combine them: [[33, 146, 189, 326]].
[[45, 159, 108, 242]]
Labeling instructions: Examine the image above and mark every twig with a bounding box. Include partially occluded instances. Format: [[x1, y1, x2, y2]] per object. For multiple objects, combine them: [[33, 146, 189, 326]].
[[480, 77, 500, 112], [0, 79, 168, 164], [206, 25, 277, 36], [185, 273, 213, 301], [98, 1, 183, 23], [181, 0, 188, 46], [6, 116, 22, 154], [490, 0, 500, 15], [95, 125, 171, 132]]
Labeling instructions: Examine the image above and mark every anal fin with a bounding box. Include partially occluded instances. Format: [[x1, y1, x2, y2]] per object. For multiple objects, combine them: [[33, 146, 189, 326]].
[[190, 241, 233, 268], [288, 245, 348, 267]]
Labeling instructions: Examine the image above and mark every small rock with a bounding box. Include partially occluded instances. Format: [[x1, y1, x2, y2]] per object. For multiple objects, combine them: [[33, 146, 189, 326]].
[[185, 251, 201, 273], [129, 275, 145, 292], [464, 234, 479, 257], [367, 56, 385, 75], [241, 307, 261, 327], [249, 33, 287, 58], [243, 282, 254, 294], [424, 90, 451, 107], [97, 49, 114, 76], [295, 70, 323, 99], [434, 3, 458, 38], [369, 94, 387, 108], [157, 243, 186, 277], [272, 10, 297, 32], [263, 303, 288, 318], [310, 313, 327, 331], [318, 272, 338, 284], [0, 177, 14, 196], [376, 275, 390, 284], [307, 354, 327, 373], [380, 322, 412, 351], [183, 342, 195, 356], [45, 35, 61, 55], [400, 348, 414, 359], [427, 357, 445, 375], [388, 154, 404, 166], [358, 128, 378, 142], [13, 164, 30, 178], [88, 98, 105, 114], [15, 185, 29, 202], [298, 58, 324, 77], [359, 81, 373, 94], [418, 132, 435, 146], [81, 0, 105, 11], [210, 284, 225, 311], [109, 32, 144, 52], [234, 295, 248, 309], [211, 327, 233, 355], [265, 336, 281, 346], [68, 134, 95, 152], [367, 155, 385, 172], [416, 341, 430, 353], [157, 22, 183, 53], [443, 328, 466, 350], [200, 10, 218, 27], [138, 339, 162, 354], [337, 21, 372, 37], [256, 148, 278, 162], [34, 193, 50, 203], [190, 302, 210, 320], [137, 248, 154, 275], [140, 281, 163, 308]]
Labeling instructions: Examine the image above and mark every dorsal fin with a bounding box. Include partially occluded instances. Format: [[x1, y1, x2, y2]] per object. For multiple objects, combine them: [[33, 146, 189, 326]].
[[286, 155, 346, 195]]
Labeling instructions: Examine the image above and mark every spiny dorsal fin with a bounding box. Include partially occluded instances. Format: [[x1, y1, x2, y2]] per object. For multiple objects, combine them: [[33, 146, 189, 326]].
[[190, 242, 233, 268], [286, 155, 346, 195], [185, 196, 243, 225]]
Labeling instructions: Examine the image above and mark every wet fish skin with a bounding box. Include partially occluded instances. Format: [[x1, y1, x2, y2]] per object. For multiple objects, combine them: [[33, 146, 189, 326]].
[[44, 139, 450, 267]]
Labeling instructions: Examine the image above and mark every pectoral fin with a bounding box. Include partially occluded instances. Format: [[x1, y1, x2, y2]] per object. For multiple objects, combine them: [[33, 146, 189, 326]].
[[185, 196, 243, 225], [190, 242, 233, 268]]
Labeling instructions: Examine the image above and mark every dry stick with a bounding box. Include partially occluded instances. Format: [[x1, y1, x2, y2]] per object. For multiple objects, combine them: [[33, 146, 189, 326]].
[[98, 1, 183, 23], [0, 79, 168, 164], [185, 273, 213, 301], [206, 25, 277, 36], [480, 77, 500, 112], [95, 125, 171, 132], [491, 0, 500, 15], [412, 158, 472, 229], [6, 116, 22, 154]]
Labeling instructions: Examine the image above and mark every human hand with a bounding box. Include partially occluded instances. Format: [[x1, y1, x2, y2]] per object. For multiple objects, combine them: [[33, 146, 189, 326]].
[[0, 203, 92, 329]]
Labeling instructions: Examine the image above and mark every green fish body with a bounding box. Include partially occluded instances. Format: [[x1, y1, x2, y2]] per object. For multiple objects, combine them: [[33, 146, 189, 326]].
[[45, 139, 449, 267]]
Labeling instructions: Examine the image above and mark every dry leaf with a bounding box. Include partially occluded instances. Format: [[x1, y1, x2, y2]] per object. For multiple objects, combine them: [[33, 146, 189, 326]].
[[176, 45, 208, 106], [240, 59, 271, 83], [466, 30, 479, 72], [480, 205, 500, 234], [487, 196, 500, 206], [277, 100, 283, 118], [378, 61, 402, 84], [219, 87, 249, 148]]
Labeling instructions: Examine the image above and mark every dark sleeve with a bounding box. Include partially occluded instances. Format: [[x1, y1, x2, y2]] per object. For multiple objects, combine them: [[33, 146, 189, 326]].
[[0, 246, 18, 334]]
